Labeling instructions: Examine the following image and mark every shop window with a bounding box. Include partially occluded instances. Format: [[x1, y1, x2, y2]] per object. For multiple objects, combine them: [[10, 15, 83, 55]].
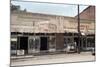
[[11, 37, 17, 55], [48, 36, 56, 51], [29, 39, 35, 49], [11, 41, 17, 50], [87, 38, 95, 47], [11, 38, 17, 50], [28, 36, 40, 54], [35, 37, 40, 50]]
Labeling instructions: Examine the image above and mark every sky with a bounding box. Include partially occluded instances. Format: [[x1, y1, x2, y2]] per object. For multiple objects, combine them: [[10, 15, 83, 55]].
[[11, 1, 89, 17]]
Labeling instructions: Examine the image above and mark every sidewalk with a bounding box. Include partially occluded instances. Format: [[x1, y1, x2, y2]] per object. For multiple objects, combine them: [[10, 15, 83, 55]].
[[11, 52, 95, 66], [11, 51, 69, 59], [11, 55, 34, 60]]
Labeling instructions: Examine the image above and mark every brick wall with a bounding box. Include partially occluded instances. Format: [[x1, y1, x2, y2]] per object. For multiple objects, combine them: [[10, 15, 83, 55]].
[[75, 6, 95, 20]]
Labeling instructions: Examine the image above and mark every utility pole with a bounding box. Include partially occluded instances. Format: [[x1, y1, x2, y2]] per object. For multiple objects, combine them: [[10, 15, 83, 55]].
[[77, 5, 81, 54]]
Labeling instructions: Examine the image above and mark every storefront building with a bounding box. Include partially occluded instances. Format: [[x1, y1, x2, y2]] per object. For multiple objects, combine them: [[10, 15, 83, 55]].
[[11, 6, 95, 56]]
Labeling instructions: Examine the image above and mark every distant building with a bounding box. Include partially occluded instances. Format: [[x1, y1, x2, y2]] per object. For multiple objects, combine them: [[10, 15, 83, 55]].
[[75, 6, 95, 20]]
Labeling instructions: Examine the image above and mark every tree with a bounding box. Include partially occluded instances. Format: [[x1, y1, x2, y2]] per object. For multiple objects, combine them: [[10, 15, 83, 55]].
[[11, 4, 20, 11]]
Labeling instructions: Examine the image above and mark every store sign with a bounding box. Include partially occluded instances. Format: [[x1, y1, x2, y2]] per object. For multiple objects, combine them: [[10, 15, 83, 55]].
[[38, 22, 57, 32]]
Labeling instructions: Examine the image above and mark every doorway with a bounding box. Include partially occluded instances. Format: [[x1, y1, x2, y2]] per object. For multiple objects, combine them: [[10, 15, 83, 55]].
[[40, 37, 48, 51], [19, 37, 28, 54]]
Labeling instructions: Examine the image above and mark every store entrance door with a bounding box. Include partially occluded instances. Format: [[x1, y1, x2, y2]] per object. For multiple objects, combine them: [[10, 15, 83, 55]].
[[19, 37, 28, 55], [40, 37, 48, 51]]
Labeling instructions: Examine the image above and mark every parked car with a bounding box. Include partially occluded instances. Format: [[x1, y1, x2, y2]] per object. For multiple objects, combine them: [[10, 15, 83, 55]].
[[66, 42, 77, 53]]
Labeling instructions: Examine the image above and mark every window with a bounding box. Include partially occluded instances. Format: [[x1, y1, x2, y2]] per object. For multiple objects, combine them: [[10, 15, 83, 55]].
[[48, 36, 56, 50]]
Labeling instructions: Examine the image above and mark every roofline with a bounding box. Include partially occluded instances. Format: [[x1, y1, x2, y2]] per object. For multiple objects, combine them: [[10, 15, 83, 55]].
[[11, 11, 75, 19], [11, 10, 95, 21]]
